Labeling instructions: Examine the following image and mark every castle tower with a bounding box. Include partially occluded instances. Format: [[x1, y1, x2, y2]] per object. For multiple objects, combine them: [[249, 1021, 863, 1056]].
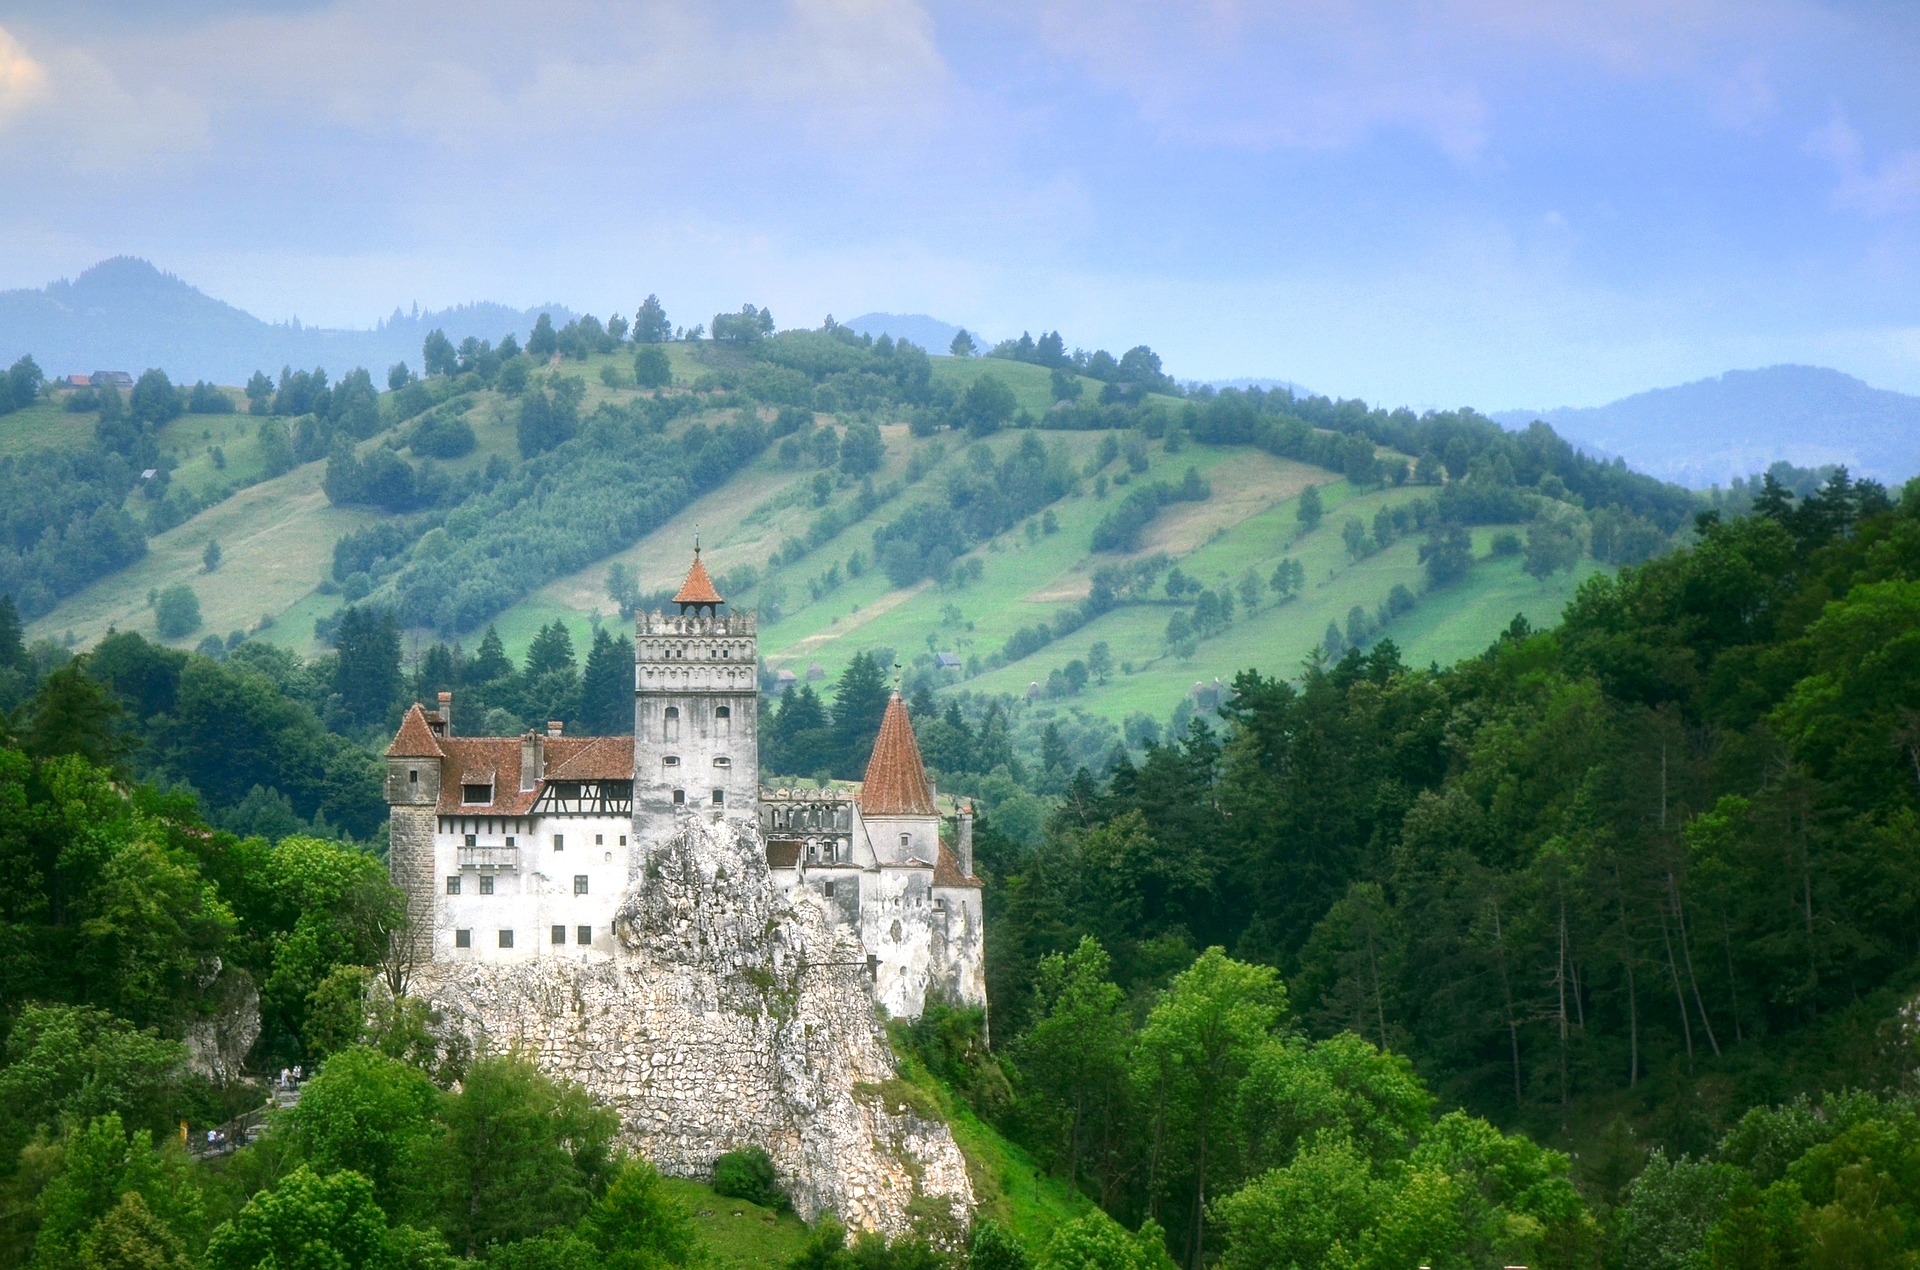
[[859, 691, 941, 866], [385, 701, 446, 970], [633, 547, 760, 846]]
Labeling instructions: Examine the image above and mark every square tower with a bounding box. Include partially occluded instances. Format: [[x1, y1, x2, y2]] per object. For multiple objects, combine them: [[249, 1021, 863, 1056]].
[[633, 547, 760, 845]]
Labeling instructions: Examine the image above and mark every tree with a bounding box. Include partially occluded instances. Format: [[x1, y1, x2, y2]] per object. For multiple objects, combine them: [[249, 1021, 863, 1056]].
[[470, 626, 513, 684], [7, 353, 44, 412], [0, 1011, 187, 1164], [286, 1045, 440, 1213], [579, 627, 635, 735], [245, 370, 274, 414], [333, 605, 402, 728], [633, 295, 671, 344], [517, 381, 581, 458], [410, 1056, 618, 1256], [528, 313, 559, 359], [525, 620, 577, 677], [129, 370, 183, 428], [1525, 506, 1586, 579], [1014, 937, 1133, 1191], [633, 345, 671, 389], [950, 329, 977, 358], [1341, 518, 1370, 560], [16, 661, 133, 768], [154, 585, 200, 639], [962, 374, 1017, 437], [839, 421, 885, 477], [1133, 948, 1287, 1265], [1419, 524, 1473, 587], [829, 652, 892, 777], [585, 1160, 700, 1269], [1295, 484, 1324, 533], [202, 539, 221, 572], [206, 1165, 450, 1270], [80, 1190, 195, 1270], [712, 304, 774, 344], [388, 361, 412, 391], [1087, 641, 1113, 685], [422, 329, 458, 377]]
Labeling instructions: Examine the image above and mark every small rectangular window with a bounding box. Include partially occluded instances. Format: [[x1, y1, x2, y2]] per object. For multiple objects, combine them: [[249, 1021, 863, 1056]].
[[505, 836, 516, 848], [595, 834, 603, 845], [673, 789, 685, 805], [455, 929, 471, 948], [823, 881, 836, 898], [712, 789, 725, 806], [462, 784, 491, 804], [479, 875, 495, 895], [409, 769, 419, 784], [553, 834, 564, 851], [551, 925, 566, 945], [574, 875, 589, 895], [464, 833, 477, 847], [900, 833, 911, 848], [498, 929, 514, 948], [619, 835, 627, 846], [446, 876, 461, 895], [577, 926, 592, 945]]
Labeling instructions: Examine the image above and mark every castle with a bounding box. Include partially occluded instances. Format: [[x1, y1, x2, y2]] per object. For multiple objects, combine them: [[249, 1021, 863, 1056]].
[[383, 547, 986, 1022]]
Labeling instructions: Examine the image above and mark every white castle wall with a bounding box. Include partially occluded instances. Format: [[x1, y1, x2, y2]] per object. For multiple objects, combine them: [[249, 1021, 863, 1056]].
[[432, 812, 634, 960]]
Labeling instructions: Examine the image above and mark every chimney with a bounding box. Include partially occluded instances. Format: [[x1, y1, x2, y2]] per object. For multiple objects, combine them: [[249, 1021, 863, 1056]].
[[547, 720, 563, 738], [437, 691, 453, 736], [957, 803, 974, 878], [520, 731, 544, 792]]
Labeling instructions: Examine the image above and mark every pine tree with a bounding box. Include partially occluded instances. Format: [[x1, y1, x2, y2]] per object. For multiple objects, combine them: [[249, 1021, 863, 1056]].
[[580, 628, 634, 735], [333, 605, 401, 728], [0, 593, 26, 672], [524, 621, 578, 677], [829, 652, 892, 778], [469, 626, 512, 684]]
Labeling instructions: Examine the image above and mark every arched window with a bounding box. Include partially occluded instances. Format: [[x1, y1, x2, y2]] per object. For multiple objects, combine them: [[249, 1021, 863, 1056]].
[[663, 706, 679, 741], [663, 756, 680, 768], [715, 705, 731, 738], [713, 756, 731, 769]]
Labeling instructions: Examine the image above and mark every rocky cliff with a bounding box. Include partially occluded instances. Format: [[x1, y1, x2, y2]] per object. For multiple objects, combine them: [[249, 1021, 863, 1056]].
[[409, 815, 973, 1236]]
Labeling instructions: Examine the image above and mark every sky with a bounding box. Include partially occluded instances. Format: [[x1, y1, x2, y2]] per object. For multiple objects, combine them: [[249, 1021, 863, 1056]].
[[0, 0, 1917, 410]]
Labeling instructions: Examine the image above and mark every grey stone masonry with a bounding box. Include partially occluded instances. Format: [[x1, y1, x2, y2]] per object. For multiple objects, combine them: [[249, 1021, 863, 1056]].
[[409, 814, 973, 1237]]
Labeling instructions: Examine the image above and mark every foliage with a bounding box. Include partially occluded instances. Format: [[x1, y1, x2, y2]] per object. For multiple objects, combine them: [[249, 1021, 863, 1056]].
[[710, 1147, 783, 1210]]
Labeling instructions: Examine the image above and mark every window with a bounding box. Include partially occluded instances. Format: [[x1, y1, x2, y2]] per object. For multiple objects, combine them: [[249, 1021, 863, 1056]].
[[553, 834, 564, 851], [576, 926, 592, 945], [594, 834, 603, 845], [464, 833, 477, 847], [823, 881, 836, 898], [712, 789, 725, 806], [551, 925, 566, 945], [716, 705, 731, 737], [446, 876, 461, 895], [455, 929, 471, 948], [899, 833, 911, 849], [462, 783, 491, 804], [619, 835, 627, 846], [479, 875, 495, 895], [663, 706, 680, 741], [498, 929, 514, 948], [673, 789, 685, 805], [664, 756, 680, 768], [574, 875, 589, 895], [409, 768, 419, 784], [505, 836, 516, 848]]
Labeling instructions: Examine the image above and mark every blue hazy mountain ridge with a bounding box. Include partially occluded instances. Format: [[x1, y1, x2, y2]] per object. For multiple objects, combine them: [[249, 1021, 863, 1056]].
[[841, 311, 968, 352], [1493, 365, 1920, 488], [0, 257, 577, 384]]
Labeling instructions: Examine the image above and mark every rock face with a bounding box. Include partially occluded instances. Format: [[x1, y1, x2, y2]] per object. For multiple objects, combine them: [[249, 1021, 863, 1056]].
[[410, 815, 974, 1236], [184, 968, 260, 1085]]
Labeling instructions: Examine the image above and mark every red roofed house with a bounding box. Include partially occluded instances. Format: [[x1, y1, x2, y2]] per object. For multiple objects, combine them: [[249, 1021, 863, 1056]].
[[385, 547, 985, 1021]]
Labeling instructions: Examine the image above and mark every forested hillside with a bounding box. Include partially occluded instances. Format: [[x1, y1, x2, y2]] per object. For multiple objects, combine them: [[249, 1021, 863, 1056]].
[[8, 300, 1920, 1268]]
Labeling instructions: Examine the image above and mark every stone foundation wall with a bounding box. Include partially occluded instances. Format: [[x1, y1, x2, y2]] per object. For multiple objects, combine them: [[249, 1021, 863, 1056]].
[[410, 816, 974, 1237]]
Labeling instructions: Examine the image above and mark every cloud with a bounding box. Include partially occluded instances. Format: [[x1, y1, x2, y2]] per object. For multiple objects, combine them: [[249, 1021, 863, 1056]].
[[0, 26, 48, 126], [1808, 112, 1920, 217]]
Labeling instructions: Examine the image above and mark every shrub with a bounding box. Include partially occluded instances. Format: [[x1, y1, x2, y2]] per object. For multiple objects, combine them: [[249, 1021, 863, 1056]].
[[710, 1146, 783, 1209], [155, 585, 201, 639]]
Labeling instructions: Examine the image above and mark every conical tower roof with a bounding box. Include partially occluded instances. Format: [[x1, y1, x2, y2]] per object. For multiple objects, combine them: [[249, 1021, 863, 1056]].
[[672, 546, 724, 608], [860, 691, 937, 816], [386, 702, 445, 758]]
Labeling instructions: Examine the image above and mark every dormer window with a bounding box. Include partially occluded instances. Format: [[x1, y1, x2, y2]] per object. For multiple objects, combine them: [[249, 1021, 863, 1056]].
[[461, 783, 492, 805]]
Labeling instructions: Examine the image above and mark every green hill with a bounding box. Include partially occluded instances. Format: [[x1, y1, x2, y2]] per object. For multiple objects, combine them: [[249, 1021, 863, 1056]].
[[18, 332, 1683, 747]]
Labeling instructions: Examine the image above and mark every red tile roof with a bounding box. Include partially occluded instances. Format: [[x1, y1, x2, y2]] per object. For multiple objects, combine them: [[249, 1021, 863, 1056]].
[[544, 735, 636, 781], [387, 703, 445, 758], [934, 841, 982, 889], [859, 692, 936, 816], [673, 549, 724, 606]]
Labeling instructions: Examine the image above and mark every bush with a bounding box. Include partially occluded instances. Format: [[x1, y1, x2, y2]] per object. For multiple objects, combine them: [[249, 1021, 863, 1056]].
[[410, 413, 477, 459], [710, 1146, 783, 1209], [155, 584, 201, 638]]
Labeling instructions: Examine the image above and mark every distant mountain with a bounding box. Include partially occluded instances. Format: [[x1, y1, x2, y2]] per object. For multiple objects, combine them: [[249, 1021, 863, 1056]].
[[1494, 365, 1920, 487], [1205, 377, 1315, 396], [0, 257, 576, 385], [841, 312, 970, 353]]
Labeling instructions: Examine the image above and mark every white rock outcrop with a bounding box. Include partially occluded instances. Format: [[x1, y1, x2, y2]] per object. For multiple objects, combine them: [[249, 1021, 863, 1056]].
[[411, 815, 974, 1236]]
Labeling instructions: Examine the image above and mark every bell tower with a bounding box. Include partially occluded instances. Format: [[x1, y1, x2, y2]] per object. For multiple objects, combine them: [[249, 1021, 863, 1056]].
[[632, 545, 760, 846]]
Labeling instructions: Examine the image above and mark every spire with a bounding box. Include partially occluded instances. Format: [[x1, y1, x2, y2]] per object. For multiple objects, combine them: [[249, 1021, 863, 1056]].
[[860, 691, 936, 816], [672, 542, 724, 613]]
